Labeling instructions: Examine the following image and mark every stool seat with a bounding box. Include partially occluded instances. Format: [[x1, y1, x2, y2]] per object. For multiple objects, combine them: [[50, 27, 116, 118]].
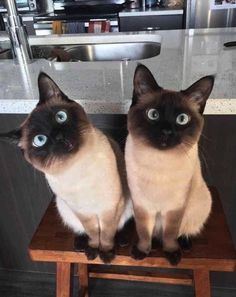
[[29, 187, 236, 297]]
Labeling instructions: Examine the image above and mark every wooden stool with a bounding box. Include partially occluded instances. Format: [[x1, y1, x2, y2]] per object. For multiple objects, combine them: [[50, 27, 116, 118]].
[[29, 188, 236, 297]]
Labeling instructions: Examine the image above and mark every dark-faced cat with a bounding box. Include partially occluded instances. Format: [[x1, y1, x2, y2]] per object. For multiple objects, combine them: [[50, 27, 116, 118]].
[[125, 64, 214, 265], [0, 73, 132, 263]]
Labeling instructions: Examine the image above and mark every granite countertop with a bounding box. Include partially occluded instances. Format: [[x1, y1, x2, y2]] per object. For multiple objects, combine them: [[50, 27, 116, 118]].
[[0, 28, 236, 115]]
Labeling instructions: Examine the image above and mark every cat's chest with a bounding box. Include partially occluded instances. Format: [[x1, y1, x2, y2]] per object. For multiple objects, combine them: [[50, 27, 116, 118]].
[[46, 149, 121, 212], [125, 136, 196, 211], [126, 137, 195, 181]]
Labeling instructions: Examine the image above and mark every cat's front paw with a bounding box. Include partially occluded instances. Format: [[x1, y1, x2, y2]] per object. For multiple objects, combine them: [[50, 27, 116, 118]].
[[85, 246, 98, 260], [99, 249, 115, 264], [164, 249, 182, 266], [131, 245, 148, 260]]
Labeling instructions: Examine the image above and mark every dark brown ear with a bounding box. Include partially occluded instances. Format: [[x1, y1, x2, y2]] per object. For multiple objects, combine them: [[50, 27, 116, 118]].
[[0, 129, 22, 145], [181, 76, 215, 114], [38, 72, 72, 106], [132, 64, 162, 106]]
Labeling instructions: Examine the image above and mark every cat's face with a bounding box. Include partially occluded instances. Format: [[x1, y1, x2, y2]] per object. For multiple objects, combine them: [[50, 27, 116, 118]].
[[0, 73, 90, 172], [128, 64, 214, 150]]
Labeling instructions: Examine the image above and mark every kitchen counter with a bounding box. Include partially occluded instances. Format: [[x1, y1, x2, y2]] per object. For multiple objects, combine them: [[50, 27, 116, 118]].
[[0, 27, 236, 114]]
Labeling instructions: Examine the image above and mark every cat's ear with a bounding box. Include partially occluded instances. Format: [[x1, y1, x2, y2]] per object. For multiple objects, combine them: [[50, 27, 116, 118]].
[[38, 72, 71, 106], [0, 129, 22, 145], [182, 76, 215, 114], [132, 64, 162, 106]]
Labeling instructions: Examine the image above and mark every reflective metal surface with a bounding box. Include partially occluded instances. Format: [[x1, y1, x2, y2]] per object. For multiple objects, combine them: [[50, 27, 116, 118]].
[[56, 42, 160, 61], [186, 0, 236, 29], [0, 41, 161, 61], [5, 0, 33, 64]]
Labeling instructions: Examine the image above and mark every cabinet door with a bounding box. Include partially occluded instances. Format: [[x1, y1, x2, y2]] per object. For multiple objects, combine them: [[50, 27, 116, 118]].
[[119, 15, 183, 32]]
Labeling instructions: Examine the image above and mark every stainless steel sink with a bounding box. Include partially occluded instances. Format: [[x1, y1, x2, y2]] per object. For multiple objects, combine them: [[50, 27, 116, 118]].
[[0, 33, 162, 62], [66, 42, 160, 61]]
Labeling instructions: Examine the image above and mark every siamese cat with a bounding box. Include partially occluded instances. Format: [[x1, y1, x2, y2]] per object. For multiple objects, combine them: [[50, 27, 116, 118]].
[[125, 64, 214, 265], [0, 73, 132, 263]]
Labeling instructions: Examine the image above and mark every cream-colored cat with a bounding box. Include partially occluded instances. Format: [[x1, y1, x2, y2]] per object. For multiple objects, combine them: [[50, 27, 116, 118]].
[[0, 73, 132, 263], [125, 64, 214, 265]]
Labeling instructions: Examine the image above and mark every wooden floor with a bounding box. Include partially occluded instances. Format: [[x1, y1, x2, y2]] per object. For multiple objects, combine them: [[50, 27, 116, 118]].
[[0, 269, 236, 297]]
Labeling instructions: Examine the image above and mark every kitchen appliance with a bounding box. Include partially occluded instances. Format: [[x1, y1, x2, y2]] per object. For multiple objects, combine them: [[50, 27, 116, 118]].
[[0, 0, 38, 12], [0, 12, 5, 29], [55, 0, 133, 14], [186, 0, 236, 28], [129, 0, 141, 8], [145, 0, 156, 8], [49, 0, 131, 33]]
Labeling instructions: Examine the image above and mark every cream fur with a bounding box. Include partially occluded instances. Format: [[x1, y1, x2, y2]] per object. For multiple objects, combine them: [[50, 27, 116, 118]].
[[125, 135, 211, 237], [44, 127, 132, 235]]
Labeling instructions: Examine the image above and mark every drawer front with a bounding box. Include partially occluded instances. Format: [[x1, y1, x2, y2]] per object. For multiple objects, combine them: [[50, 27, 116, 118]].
[[119, 15, 183, 31]]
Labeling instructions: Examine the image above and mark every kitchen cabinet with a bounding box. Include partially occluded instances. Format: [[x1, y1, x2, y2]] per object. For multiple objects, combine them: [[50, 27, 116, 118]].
[[119, 9, 184, 31]]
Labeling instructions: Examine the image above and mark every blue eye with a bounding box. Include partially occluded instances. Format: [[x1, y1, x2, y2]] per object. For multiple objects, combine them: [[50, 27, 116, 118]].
[[55, 110, 67, 123], [147, 108, 159, 121], [176, 113, 190, 125], [32, 135, 47, 147]]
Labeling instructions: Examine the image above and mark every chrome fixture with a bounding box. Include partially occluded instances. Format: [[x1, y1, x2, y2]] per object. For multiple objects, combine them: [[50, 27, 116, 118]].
[[5, 0, 32, 64]]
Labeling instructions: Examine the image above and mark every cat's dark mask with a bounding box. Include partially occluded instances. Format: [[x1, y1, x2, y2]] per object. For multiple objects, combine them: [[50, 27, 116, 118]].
[[128, 64, 214, 150], [0, 73, 90, 172]]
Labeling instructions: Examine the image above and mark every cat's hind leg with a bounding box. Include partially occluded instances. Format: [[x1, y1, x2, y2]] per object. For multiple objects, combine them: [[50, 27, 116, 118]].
[[116, 218, 135, 247], [179, 184, 212, 237], [116, 199, 134, 247], [56, 197, 85, 234], [74, 234, 89, 251], [56, 197, 90, 252]]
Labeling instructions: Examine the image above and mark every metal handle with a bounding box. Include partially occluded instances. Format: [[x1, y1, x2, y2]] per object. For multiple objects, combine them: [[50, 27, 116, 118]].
[[0, 13, 5, 31], [142, 26, 160, 31], [224, 41, 236, 48]]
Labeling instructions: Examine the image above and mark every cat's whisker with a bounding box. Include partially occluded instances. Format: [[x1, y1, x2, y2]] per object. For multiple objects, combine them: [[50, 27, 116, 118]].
[[200, 132, 212, 142], [178, 143, 192, 162], [33, 166, 37, 182], [198, 144, 212, 179]]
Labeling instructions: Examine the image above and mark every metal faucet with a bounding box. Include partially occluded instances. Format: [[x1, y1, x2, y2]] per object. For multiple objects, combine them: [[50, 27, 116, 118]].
[[5, 0, 33, 64]]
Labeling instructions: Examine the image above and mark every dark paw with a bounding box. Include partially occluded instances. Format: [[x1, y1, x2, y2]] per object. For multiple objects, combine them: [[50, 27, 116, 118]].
[[99, 249, 115, 264], [85, 246, 98, 260], [131, 245, 148, 260], [164, 249, 182, 266], [74, 234, 89, 251], [116, 232, 129, 247], [178, 236, 192, 251], [116, 218, 135, 247]]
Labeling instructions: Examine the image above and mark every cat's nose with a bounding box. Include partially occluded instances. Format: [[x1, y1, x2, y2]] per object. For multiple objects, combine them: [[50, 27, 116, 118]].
[[56, 133, 64, 141], [162, 129, 172, 136]]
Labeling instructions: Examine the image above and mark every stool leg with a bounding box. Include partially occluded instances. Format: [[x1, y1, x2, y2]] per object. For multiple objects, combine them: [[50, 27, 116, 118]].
[[78, 263, 89, 297], [193, 269, 211, 297], [56, 262, 72, 297]]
